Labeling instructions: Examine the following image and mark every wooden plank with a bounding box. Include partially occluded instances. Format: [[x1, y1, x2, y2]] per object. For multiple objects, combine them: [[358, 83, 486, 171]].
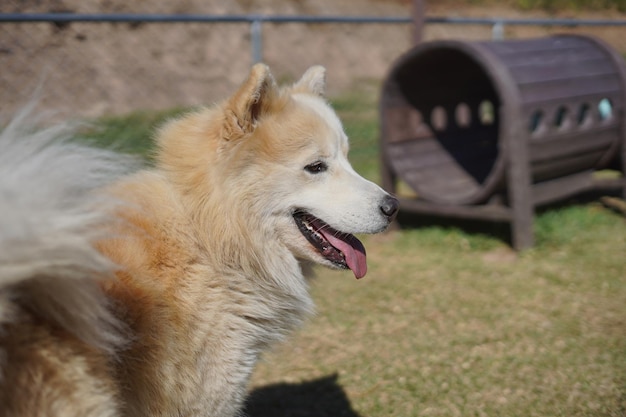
[[482, 36, 587, 55], [509, 58, 615, 85], [529, 129, 618, 161], [522, 91, 624, 109], [386, 128, 502, 204], [531, 172, 625, 206], [532, 171, 594, 205], [532, 150, 607, 181], [519, 74, 622, 105], [398, 198, 512, 221], [387, 133, 498, 168], [389, 145, 498, 173], [495, 45, 604, 68], [390, 146, 498, 198], [402, 167, 483, 202]]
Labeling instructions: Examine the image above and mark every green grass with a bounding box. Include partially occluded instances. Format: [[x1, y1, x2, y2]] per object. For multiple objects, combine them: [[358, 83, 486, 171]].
[[331, 84, 382, 182], [252, 204, 626, 416], [81, 86, 626, 417], [78, 107, 189, 161]]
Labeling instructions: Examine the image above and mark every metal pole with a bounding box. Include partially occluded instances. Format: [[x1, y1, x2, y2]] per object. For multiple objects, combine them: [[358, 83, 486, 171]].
[[412, 0, 426, 44], [492, 21, 505, 40], [250, 18, 263, 63]]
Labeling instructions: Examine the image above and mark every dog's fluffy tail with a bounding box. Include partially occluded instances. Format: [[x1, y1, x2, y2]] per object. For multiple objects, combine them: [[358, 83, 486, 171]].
[[0, 108, 133, 354]]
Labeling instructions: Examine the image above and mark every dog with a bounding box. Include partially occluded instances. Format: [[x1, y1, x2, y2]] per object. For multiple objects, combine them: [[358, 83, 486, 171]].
[[0, 64, 398, 417]]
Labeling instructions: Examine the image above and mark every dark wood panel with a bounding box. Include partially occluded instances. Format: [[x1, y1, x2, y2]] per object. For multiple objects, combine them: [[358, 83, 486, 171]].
[[519, 74, 621, 104], [482, 36, 587, 55], [531, 150, 606, 181], [532, 171, 594, 205], [529, 128, 618, 162], [388, 140, 498, 182], [494, 45, 604, 68], [509, 58, 615, 85], [398, 197, 512, 221]]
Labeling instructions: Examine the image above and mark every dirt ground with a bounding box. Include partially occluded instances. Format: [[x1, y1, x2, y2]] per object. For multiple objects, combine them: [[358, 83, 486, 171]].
[[1, 0, 625, 117]]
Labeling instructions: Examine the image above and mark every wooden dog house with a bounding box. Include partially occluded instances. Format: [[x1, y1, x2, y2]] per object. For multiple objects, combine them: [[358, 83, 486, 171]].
[[380, 35, 626, 249]]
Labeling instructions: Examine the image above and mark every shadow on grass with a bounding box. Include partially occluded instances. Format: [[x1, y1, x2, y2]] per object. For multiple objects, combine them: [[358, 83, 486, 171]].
[[244, 374, 362, 417]]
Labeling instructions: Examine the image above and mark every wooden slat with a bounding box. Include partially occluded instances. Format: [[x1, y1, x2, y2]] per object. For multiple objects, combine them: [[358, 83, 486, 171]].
[[532, 150, 606, 181], [482, 36, 586, 55], [529, 128, 618, 162], [532, 171, 594, 205], [387, 132, 498, 164], [398, 197, 512, 221], [402, 165, 482, 202], [495, 45, 604, 68], [524, 93, 624, 111], [388, 142, 497, 180], [519, 74, 622, 104], [509, 58, 615, 85]]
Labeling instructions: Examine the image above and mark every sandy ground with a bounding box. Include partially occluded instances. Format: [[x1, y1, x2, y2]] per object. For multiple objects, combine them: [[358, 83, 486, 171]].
[[1, 0, 625, 117]]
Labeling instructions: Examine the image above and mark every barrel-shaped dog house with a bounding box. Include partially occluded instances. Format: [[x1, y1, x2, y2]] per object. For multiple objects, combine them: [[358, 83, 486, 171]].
[[380, 34, 626, 248]]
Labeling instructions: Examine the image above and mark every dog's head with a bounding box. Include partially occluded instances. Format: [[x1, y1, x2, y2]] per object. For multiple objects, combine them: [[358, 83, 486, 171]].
[[156, 64, 398, 279]]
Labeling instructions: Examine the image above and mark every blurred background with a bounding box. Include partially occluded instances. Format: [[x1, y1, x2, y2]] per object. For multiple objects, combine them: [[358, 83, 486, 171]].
[[2, 0, 626, 117], [1, 2, 625, 417]]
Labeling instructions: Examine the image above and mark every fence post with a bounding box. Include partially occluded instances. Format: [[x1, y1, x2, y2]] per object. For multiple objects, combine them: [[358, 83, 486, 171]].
[[250, 18, 263, 63], [492, 21, 505, 40], [412, 0, 426, 44]]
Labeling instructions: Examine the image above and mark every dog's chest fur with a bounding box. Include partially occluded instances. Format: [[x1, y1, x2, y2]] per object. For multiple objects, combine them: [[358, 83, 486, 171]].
[[100, 172, 312, 416]]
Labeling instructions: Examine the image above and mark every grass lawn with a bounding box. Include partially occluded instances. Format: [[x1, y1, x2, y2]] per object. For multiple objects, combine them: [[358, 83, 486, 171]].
[[80, 84, 626, 417]]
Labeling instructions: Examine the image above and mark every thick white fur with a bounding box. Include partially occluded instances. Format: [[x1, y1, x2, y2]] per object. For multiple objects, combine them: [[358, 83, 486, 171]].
[[0, 107, 132, 355], [288, 93, 391, 235], [0, 108, 138, 417]]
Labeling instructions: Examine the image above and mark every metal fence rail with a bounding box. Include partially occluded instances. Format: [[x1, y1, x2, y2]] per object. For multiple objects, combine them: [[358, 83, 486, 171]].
[[0, 14, 414, 63], [0, 13, 413, 23], [2, 11, 625, 117], [2, 13, 626, 62]]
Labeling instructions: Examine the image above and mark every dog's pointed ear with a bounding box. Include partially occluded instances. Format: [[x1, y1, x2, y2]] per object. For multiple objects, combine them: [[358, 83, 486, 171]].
[[223, 63, 276, 140], [291, 65, 326, 97]]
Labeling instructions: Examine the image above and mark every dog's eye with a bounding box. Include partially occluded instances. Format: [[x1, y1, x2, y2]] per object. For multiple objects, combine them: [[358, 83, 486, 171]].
[[304, 161, 328, 174]]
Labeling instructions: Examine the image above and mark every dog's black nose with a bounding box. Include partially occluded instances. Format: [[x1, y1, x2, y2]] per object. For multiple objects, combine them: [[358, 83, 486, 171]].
[[380, 195, 399, 220]]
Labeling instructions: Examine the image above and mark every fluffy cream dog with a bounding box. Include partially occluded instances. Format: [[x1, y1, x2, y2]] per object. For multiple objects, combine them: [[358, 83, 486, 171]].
[[0, 65, 398, 417]]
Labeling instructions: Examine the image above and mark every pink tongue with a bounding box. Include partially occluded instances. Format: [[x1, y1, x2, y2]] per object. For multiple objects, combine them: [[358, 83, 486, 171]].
[[319, 230, 367, 279]]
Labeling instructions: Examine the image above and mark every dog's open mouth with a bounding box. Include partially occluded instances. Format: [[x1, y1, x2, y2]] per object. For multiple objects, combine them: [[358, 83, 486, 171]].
[[293, 210, 367, 279]]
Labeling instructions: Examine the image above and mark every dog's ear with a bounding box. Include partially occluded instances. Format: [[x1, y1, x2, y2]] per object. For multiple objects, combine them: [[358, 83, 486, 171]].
[[223, 63, 276, 140], [291, 65, 326, 97]]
